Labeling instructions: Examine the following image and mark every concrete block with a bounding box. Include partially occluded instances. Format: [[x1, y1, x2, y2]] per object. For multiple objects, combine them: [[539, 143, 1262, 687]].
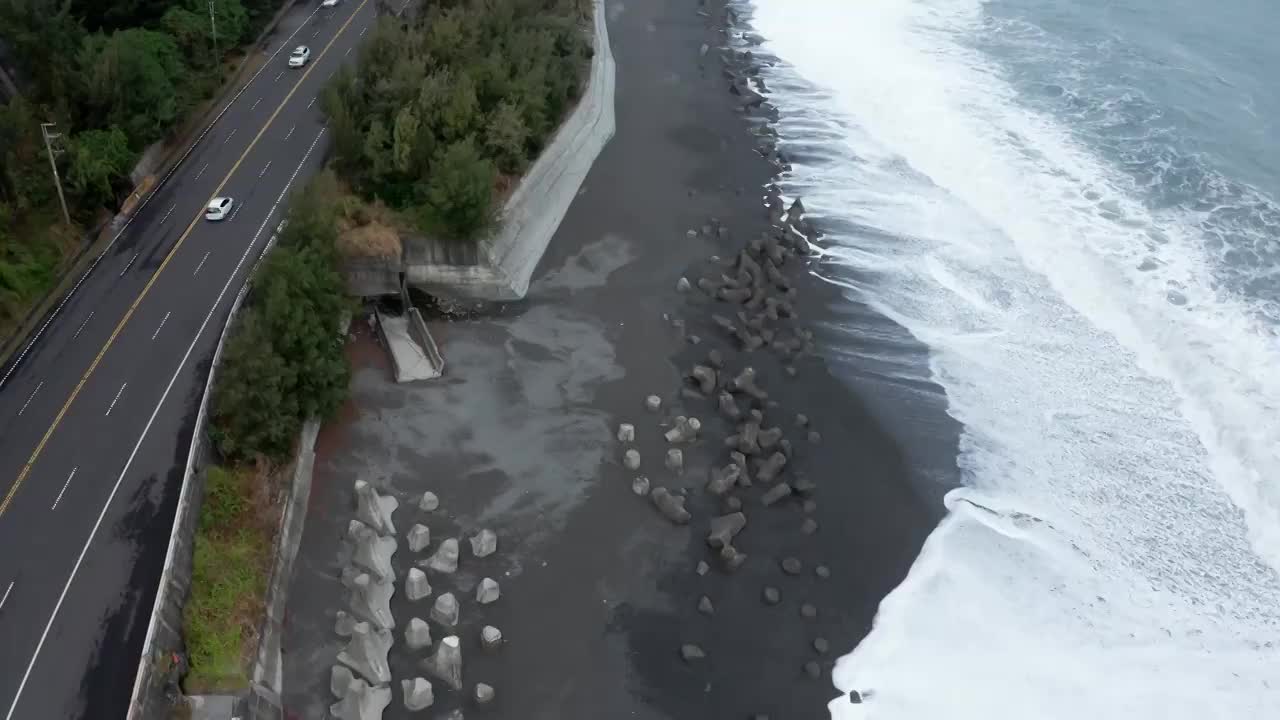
[[406, 568, 432, 602], [476, 577, 500, 605], [355, 480, 398, 536], [424, 636, 463, 691], [337, 621, 393, 685]]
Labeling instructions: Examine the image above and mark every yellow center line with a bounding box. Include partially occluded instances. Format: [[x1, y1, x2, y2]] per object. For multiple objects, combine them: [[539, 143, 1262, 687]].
[[0, 0, 369, 518]]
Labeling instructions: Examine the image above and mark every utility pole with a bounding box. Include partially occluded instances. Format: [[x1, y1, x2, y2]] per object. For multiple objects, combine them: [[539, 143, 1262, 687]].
[[39, 122, 71, 227], [208, 0, 219, 60]]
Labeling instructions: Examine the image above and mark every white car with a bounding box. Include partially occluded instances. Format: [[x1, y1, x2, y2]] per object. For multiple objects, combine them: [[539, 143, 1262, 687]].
[[205, 197, 234, 221], [288, 45, 311, 68], [321, 0, 340, 7]]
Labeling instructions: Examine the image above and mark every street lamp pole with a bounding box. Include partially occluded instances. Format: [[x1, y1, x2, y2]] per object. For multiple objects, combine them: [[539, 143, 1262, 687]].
[[208, 0, 219, 60], [39, 122, 71, 226]]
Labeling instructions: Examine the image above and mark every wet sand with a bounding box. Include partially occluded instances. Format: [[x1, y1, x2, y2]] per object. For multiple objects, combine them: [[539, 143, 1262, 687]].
[[281, 0, 942, 718]]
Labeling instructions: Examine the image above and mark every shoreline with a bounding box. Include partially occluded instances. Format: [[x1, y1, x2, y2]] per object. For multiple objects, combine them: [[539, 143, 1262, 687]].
[[282, 0, 943, 717]]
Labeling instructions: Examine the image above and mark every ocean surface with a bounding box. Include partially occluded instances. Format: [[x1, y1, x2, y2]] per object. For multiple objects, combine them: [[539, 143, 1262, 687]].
[[739, 0, 1280, 717]]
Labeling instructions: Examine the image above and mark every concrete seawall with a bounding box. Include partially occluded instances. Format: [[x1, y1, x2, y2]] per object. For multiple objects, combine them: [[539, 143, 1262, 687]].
[[403, 0, 616, 301]]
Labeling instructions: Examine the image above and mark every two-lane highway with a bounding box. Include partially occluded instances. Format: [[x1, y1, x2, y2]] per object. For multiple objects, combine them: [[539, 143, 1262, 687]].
[[0, 0, 383, 716]]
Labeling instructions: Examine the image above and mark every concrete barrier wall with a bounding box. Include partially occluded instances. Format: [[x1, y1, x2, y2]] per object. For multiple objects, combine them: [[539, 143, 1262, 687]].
[[125, 226, 282, 719], [405, 0, 616, 300], [245, 418, 321, 720]]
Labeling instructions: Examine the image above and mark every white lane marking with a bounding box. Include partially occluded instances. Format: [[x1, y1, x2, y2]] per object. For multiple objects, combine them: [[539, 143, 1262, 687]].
[[259, 161, 273, 178], [4, 127, 327, 720], [359, 26, 367, 37], [313, 29, 320, 38], [194, 251, 212, 276], [105, 383, 126, 416], [250, 97, 262, 110], [284, 124, 295, 141], [195, 162, 209, 180], [160, 203, 176, 224], [72, 312, 93, 340], [152, 312, 171, 341], [0, 3, 325, 393], [18, 382, 43, 417], [119, 253, 139, 277], [223, 127, 238, 146], [274, 71, 284, 83], [0, 582, 12, 611], [51, 468, 77, 511], [344, 46, 351, 57], [307, 96, 316, 109]]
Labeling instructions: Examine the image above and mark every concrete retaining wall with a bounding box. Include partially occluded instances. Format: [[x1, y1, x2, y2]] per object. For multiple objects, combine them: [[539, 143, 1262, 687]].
[[244, 419, 320, 720], [340, 256, 401, 297], [125, 224, 283, 719], [404, 0, 616, 301]]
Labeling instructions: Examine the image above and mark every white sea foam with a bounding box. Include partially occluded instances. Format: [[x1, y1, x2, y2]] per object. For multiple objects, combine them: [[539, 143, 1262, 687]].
[[741, 0, 1280, 716]]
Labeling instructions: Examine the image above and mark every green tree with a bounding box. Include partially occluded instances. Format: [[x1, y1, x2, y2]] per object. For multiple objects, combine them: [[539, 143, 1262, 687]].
[[66, 126, 135, 210], [439, 72, 480, 144], [0, 0, 86, 112], [391, 106, 420, 174], [79, 28, 187, 147], [483, 100, 529, 174], [418, 138, 495, 241], [209, 313, 299, 462]]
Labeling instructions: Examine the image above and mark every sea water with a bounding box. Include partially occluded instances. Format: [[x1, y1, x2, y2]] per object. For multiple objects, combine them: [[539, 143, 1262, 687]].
[[741, 0, 1280, 716]]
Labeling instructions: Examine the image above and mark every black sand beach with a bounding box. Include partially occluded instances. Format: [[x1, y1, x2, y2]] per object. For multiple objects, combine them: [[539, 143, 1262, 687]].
[[281, 0, 947, 718]]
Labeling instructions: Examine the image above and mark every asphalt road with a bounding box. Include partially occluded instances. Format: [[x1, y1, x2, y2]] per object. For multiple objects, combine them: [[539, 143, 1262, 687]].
[[0, 1, 385, 716]]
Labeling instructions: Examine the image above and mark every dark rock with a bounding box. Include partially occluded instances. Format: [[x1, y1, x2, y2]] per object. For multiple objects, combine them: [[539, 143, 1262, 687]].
[[779, 438, 794, 458], [706, 512, 746, 549], [792, 475, 817, 494], [719, 543, 747, 571], [718, 286, 753, 303], [808, 430, 822, 444], [707, 349, 725, 369], [735, 421, 761, 455], [788, 197, 806, 219], [696, 560, 710, 576], [724, 495, 742, 512], [848, 691, 863, 704], [729, 451, 752, 487], [697, 277, 720, 295], [718, 392, 742, 421], [712, 314, 736, 334], [800, 603, 818, 619], [651, 488, 691, 525], [781, 557, 803, 575], [813, 637, 829, 654], [803, 499, 818, 513], [697, 596, 715, 615], [815, 565, 830, 579], [687, 334, 701, 345], [803, 660, 821, 679], [676, 276, 691, 292], [795, 413, 809, 427], [757, 426, 783, 449], [680, 644, 706, 663], [735, 328, 764, 351], [761, 482, 792, 507], [801, 517, 819, 535], [757, 452, 788, 483], [762, 586, 780, 605]]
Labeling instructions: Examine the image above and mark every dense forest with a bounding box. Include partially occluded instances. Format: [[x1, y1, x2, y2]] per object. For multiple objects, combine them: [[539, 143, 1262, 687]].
[[323, 0, 593, 242], [0, 0, 282, 337]]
